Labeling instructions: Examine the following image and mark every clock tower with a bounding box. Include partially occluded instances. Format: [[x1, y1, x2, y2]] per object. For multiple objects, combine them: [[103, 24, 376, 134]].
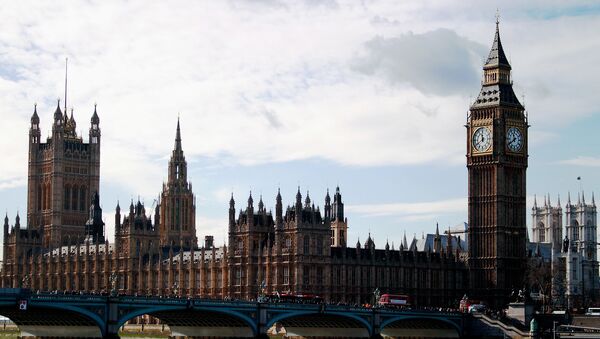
[[467, 20, 528, 306]]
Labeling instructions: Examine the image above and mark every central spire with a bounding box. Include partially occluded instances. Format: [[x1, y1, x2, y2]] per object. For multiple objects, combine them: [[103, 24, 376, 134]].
[[175, 117, 182, 152], [484, 18, 510, 70]]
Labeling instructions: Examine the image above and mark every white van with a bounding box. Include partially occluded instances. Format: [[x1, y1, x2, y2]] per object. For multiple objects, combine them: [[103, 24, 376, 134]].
[[585, 307, 600, 316]]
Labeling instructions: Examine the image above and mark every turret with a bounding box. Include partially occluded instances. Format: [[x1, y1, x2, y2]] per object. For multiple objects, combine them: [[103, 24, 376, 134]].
[[87, 104, 100, 146], [247, 192, 254, 227], [229, 193, 236, 228], [115, 201, 121, 232], [295, 187, 302, 211], [258, 195, 264, 213], [433, 223, 441, 253], [332, 186, 344, 221], [3, 213, 8, 239], [52, 100, 63, 132], [304, 191, 311, 208], [30, 104, 41, 144], [85, 191, 105, 244], [275, 189, 282, 229], [15, 212, 20, 231], [324, 188, 331, 221]]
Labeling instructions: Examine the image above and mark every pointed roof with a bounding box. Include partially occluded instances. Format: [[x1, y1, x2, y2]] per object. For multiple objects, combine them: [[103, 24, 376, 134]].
[[174, 117, 182, 152], [484, 19, 511, 70], [91, 104, 99, 124], [54, 99, 63, 121], [31, 103, 39, 124]]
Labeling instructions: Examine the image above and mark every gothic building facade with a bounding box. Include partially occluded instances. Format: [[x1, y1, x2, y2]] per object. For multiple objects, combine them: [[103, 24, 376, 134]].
[[0, 106, 468, 307], [2, 21, 536, 308], [529, 193, 598, 308]]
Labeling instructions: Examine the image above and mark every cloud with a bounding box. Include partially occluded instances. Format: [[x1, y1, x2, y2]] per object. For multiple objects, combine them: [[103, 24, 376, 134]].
[[353, 29, 486, 96], [347, 197, 467, 218], [559, 156, 600, 167]]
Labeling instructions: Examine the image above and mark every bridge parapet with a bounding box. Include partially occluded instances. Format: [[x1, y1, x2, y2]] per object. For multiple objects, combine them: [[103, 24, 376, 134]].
[[0, 291, 466, 338]]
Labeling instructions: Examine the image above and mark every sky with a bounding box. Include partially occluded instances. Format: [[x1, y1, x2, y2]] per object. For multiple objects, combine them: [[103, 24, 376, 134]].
[[0, 1, 599, 248]]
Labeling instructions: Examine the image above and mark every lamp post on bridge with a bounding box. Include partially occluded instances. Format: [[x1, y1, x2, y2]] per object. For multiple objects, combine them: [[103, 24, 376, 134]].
[[172, 282, 179, 298], [21, 274, 31, 289], [109, 273, 118, 297]]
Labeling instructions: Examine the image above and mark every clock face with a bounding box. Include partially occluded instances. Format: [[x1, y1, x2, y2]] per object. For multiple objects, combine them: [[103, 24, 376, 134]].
[[506, 127, 523, 152], [472, 127, 492, 152]]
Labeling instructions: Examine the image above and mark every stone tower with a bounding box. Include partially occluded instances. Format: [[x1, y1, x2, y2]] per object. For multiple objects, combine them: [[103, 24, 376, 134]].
[[27, 102, 101, 247], [467, 20, 528, 306], [327, 187, 347, 248], [531, 194, 562, 251], [159, 119, 197, 249]]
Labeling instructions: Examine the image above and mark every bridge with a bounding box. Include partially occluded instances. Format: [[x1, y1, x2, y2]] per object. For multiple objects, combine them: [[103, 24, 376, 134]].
[[0, 289, 465, 338]]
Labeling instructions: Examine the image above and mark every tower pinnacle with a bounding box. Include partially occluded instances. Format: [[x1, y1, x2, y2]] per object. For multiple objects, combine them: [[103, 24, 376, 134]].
[[175, 117, 182, 152]]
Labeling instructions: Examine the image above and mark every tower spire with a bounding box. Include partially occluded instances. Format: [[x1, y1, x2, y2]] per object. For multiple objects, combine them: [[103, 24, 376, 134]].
[[484, 15, 510, 70], [175, 117, 182, 152]]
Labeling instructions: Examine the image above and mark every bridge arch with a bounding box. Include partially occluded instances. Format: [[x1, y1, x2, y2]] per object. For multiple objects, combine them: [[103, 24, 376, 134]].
[[380, 315, 461, 338], [117, 305, 258, 337], [0, 304, 105, 337], [266, 310, 373, 337]]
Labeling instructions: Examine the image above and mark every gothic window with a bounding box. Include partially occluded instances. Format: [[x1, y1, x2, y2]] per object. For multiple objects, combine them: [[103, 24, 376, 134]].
[[316, 266, 323, 285], [572, 258, 578, 280], [80, 186, 86, 211], [303, 235, 310, 255], [317, 237, 323, 255], [235, 268, 241, 286], [538, 222, 545, 242], [340, 230, 345, 245], [217, 271, 222, 288], [303, 265, 310, 285], [572, 220, 579, 240], [283, 266, 289, 285], [37, 185, 42, 211], [285, 237, 291, 249], [72, 185, 79, 212], [331, 230, 334, 245], [64, 185, 71, 210]]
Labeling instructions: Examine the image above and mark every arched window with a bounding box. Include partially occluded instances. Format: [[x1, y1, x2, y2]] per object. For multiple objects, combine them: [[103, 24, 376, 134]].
[[537, 222, 545, 242], [80, 186, 86, 211], [303, 235, 310, 255], [72, 185, 79, 212], [317, 236, 323, 255], [572, 220, 579, 240], [64, 185, 71, 210]]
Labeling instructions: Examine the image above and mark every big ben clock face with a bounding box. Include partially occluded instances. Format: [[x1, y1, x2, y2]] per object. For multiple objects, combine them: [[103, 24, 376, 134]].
[[472, 126, 492, 152], [506, 127, 523, 152]]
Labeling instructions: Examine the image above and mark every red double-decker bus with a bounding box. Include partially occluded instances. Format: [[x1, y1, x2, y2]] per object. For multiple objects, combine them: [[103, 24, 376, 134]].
[[379, 294, 411, 308]]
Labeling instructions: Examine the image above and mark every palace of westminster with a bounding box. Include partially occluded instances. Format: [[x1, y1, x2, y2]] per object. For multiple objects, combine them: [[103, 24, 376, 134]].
[[1, 22, 597, 309]]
